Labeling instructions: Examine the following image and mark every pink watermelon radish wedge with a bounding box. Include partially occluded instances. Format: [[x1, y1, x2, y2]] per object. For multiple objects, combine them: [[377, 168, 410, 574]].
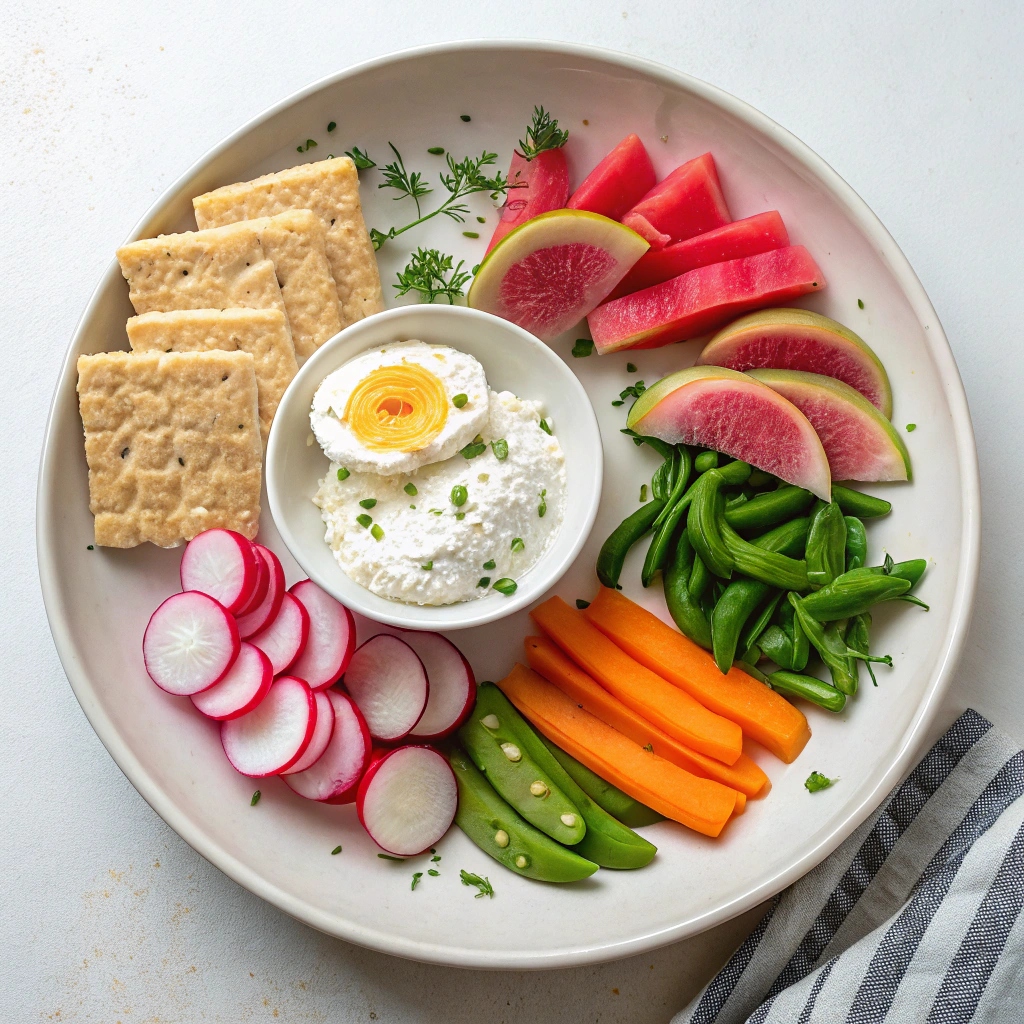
[[566, 133, 656, 221], [468, 209, 649, 341], [486, 149, 569, 254], [696, 308, 893, 418], [627, 366, 832, 499], [588, 246, 826, 353], [747, 369, 910, 482], [621, 153, 731, 249], [608, 211, 790, 300]]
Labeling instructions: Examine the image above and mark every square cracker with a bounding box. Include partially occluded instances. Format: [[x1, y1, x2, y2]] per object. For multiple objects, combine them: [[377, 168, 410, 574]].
[[77, 350, 262, 548], [126, 308, 298, 443], [193, 156, 384, 328]]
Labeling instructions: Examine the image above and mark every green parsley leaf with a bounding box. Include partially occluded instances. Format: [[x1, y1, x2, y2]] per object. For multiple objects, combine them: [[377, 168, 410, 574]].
[[455, 512, 466, 520], [858, 298, 865, 309], [356, 513, 373, 529], [337, 467, 350, 480], [411, 872, 423, 890], [805, 771, 836, 793], [539, 418, 552, 435], [250, 790, 261, 806], [626, 362, 637, 373], [428, 868, 440, 876], [459, 869, 495, 897], [371, 524, 385, 541], [572, 337, 594, 358], [518, 106, 569, 160], [478, 577, 491, 588], [359, 498, 377, 509], [86, 544, 94, 550], [395, 248, 470, 304], [327, 121, 337, 132], [431, 854, 441, 862], [421, 561, 433, 570], [483, 559, 496, 570], [331, 845, 342, 855], [490, 438, 508, 460], [476, 215, 486, 223], [404, 482, 418, 496], [452, 393, 469, 408], [345, 146, 375, 169], [511, 537, 525, 553], [450, 484, 468, 507], [575, 599, 590, 610], [492, 578, 517, 596], [906, 423, 917, 432]]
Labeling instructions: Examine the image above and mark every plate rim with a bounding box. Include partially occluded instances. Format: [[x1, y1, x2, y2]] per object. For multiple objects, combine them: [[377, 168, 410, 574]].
[[36, 38, 981, 969]]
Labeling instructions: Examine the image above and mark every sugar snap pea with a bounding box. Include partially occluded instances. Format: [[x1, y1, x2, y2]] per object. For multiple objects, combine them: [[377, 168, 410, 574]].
[[844, 516, 868, 571], [650, 449, 677, 502], [459, 686, 586, 845], [847, 612, 877, 687], [739, 590, 784, 660], [723, 485, 815, 531], [860, 557, 928, 588], [767, 670, 847, 713], [450, 747, 598, 882], [832, 484, 892, 518], [806, 501, 847, 589], [650, 446, 692, 529], [664, 531, 713, 650], [823, 620, 859, 696], [796, 569, 911, 620], [539, 735, 664, 827], [688, 470, 734, 578], [789, 594, 894, 670], [643, 448, 694, 585], [596, 499, 665, 589], [694, 450, 719, 473], [721, 521, 810, 590]]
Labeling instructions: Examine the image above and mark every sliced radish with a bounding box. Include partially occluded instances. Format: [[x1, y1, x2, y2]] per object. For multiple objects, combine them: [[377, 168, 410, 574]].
[[234, 543, 269, 617], [280, 690, 335, 775], [191, 642, 272, 720], [373, 628, 475, 740], [283, 690, 371, 802], [220, 675, 316, 777], [179, 529, 259, 614], [143, 591, 240, 696], [235, 545, 285, 639], [356, 746, 457, 856], [287, 580, 356, 690], [249, 592, 309, 675], [343, 635, 428, 742]]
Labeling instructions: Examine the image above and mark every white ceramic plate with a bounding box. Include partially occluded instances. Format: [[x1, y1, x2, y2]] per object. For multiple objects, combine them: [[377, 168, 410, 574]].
[[38, 41, 979, 969]]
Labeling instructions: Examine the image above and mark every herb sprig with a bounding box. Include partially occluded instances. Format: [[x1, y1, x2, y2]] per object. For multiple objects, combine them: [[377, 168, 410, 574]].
[[394, 249, 471, 304], [517, 106, 569, 160], [460, 869, 495, 898]]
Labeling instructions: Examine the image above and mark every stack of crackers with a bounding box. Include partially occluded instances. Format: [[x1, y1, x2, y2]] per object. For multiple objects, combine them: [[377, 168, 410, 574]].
[[77, 156, 383, 548]]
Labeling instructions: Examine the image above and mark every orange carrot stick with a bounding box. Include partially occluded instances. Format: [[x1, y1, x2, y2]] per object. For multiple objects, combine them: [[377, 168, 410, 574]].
[[496, 664, 738, 837], [525, 636, 771, 798], [530, 596, 743, 766], [584, 588, 811, 763]]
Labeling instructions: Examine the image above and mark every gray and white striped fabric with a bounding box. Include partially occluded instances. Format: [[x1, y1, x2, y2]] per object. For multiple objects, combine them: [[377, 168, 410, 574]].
[[675, 710, 1024, 1024]]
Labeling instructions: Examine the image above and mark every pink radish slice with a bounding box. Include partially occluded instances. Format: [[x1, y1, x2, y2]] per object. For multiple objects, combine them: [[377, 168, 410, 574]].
[[235, 545, 285, 639], [220, 675, 316, 777], [356, 746, 458, 856], [287, 580, 356, 691], [234, 544, 269, 617], [280, 690, 335, 775], [191, 642, 273, 720], [249, 592, 309, 675], [179, 529, 259, 615], [374, 628, 476, 740], [283, 690, 371, 802], [143, 591, 240, 696], [343, 635, 428, 742]]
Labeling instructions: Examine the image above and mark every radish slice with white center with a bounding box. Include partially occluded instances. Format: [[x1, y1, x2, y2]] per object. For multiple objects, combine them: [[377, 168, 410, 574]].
[[220, 675, 316, 777], [282, 690, 371, 802], [287, 580, 356, 690], [236, 545, 285, 639], [249, 592, 309, 675], [343, 635, 427, 742], [179, 529, 259, 614], [143, 591, 240, 696], [400, 631, 476, 740], [191, 642, 272, 720], [234, 543, 269, 617], [356, 746, 457, 856], [280, 690, 335, 775]]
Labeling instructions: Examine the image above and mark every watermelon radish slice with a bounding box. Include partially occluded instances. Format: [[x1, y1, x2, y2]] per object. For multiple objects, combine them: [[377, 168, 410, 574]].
[[566, 133, 656, 221], [608, 211, 790, 300], [191, 641, 273, 720], [486, 149, 569, 254], [468, 209, 649, 341], [627, 365, 832, 499], [620, 153, 731, 249], [747, 369, 911, 482], [588, 246, 826, 353], [696, 308, 893, 417]]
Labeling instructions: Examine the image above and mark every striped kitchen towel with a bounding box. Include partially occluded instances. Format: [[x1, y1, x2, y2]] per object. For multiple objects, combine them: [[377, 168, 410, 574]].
[[675, 709, 1024, 1024]]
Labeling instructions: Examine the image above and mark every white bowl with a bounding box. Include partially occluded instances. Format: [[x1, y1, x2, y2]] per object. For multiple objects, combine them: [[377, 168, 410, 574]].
[[266, 304, 603, 630]]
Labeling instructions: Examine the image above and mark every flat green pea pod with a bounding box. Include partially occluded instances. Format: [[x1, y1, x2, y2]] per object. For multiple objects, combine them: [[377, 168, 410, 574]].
[[459, 686, 586, 845], [664, 531, 713, 650], [806, 501, 847, 589], [832, 483, 892, 518], [767, 670, 847, 713], [596, 499, 665, 589], [687, 470, 735, 578], [721, 521, 810, 590], [723, 485, 815, 532], [482, 687, 657, 869], [789, 594, 894, 674], [449, 747, 599, 883], [845, 516, 868, 571], [847, 612, 877, 687], [539, 735, 663, 828], [797, 568, 911, 620]]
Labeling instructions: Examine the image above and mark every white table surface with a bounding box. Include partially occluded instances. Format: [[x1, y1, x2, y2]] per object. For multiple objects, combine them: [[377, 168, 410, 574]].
[[4, 1, 1021, 1018]]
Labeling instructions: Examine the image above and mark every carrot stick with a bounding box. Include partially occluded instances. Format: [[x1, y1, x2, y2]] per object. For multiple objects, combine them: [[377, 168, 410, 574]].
[[496, 664, 739, 837], [525, 636, 771, 798], [585, 588, 811, 763], [530, 597, 743, 766]]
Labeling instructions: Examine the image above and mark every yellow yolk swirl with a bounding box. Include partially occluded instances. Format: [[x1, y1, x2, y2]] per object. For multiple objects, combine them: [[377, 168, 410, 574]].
[[343, 363, 450, 452]]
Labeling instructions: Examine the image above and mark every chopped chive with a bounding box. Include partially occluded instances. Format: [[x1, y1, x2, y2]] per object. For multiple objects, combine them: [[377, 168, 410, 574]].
[[250, 790, 261, 806], [371, 524, 384, 541], [359, 498, 377, 509], [471, 263, 481, 274], [378, 853, 405, 861], [305, 139, 317, 149], [490, 438, 508, 460], [476, 215, 486, 223], [626, 362, 637, 373], [428, 868, 440, 876], [478, 577, 491, 588], [356, 513, 372, 529], [404, 482, 418, 496], [483, 559, 496, 570], [429, 508, 443, 515], [575, 599, 591, 609], [409, 504, 416, 509], [612, 399, 624, 407], [451, 484, 468, 506], [460, 437, 487, 459], [327, 121, 337, 132], [511, 537, 525, 553], [858, 298, 865, 309], [805, 771, 836, 793], [460, 114, 472, 122], [463, 231, 480, 239], [455, 512, 466, 520], [87, 544, 94, 550], [492, 578, 517, 596], [539, 418, 552, 435], [431, 854, 441, 862], [337, 467, 350, 480], [572, 337, 594, 358], [427, 146, 445, 155], [331, 845, 342, 855], [643, 743, 654, 752], [538, 489, 547, 518], [411, 872, 423, 890], [421, 561, 433, 570], [640, 484, 648, 502], [452, 393, 468, 408], [906, 423, 917, 432], [430, 848, 437, 854]]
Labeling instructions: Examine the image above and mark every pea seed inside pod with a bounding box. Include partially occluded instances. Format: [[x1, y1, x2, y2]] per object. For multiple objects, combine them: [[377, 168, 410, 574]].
[[500, 742, 522, 762], [494, 829, 510, 848], [560, 813, 577, 827], [515, 855, 529, 869], [529, 780, 549, 797], [481, 714, 500, 730]]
